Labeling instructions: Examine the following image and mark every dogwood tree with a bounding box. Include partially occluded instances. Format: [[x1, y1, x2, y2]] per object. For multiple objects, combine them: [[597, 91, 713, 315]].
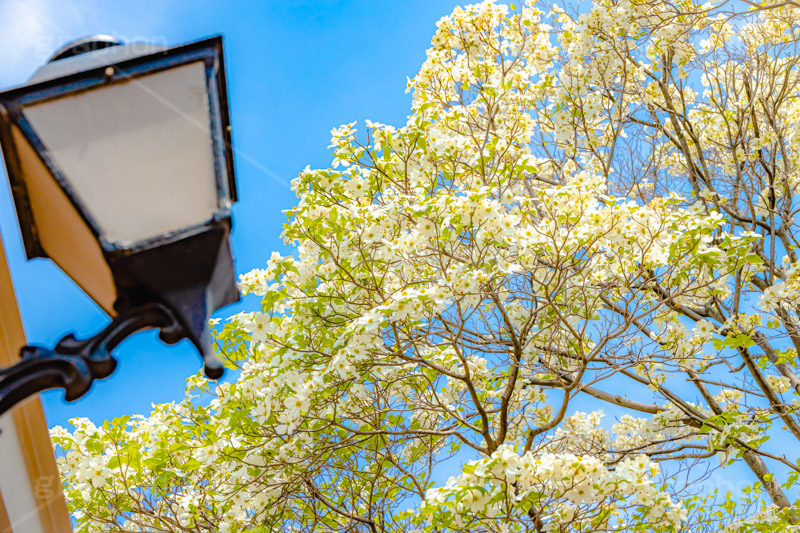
[[52, 0, 800, 530]]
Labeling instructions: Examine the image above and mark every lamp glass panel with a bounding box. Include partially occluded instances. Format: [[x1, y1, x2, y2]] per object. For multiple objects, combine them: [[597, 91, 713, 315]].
[[22, 61, 220, 248]]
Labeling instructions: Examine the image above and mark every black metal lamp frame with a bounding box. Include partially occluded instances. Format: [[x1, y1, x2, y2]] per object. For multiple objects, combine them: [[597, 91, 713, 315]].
[[0, 36, 240, 417], [0, 35, 237, 258]]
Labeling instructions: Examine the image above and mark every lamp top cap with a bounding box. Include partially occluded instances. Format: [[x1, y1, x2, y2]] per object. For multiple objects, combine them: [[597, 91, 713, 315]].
[[48, 35, 122, 63], [26, 39, 166, 85]]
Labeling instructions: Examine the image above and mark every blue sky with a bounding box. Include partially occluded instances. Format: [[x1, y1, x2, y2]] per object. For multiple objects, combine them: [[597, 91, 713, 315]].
[[0, 0, 461, 428]]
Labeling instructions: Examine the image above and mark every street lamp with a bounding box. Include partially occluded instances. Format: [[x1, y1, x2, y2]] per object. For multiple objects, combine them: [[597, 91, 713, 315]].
[[0, 35, 239, 415]]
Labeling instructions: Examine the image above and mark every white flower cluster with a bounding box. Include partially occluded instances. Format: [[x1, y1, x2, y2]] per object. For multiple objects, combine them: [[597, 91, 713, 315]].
[[417, 444, 687, 531]]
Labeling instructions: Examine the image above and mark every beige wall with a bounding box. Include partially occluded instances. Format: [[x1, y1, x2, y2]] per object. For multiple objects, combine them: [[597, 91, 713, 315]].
[[0, 235, 72, 533]]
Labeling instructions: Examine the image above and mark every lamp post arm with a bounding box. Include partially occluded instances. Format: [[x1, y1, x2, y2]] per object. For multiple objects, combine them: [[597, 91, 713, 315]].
[[0, 303, 172, 417]]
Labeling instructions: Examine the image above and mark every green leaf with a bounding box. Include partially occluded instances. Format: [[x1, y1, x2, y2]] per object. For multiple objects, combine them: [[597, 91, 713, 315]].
[[723, 334, 755, 349], [182, 458, 203, 472]]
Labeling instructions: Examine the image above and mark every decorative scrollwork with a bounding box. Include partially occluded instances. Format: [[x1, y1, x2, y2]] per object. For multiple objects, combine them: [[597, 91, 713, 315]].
[[0, 302, 173, 416]]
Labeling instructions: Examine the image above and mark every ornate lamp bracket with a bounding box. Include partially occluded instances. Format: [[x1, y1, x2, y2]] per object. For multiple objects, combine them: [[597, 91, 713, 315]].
[[0, 301, 221, 417]]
